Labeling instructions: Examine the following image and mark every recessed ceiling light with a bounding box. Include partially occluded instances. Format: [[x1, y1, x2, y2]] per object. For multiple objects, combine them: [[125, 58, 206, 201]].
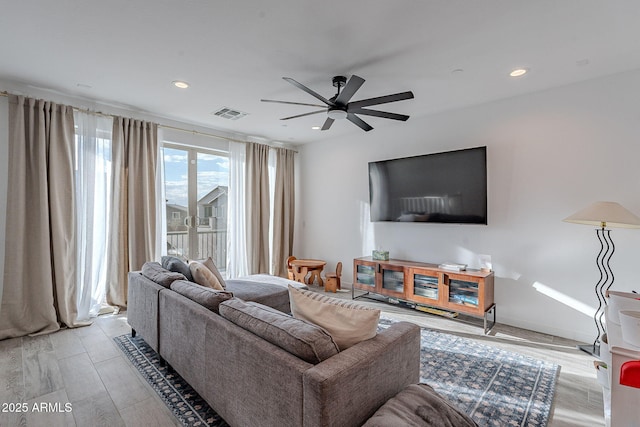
[[509, 68, 528, 77], [311, 126, 321, 130], [172, 80, 190, 89]]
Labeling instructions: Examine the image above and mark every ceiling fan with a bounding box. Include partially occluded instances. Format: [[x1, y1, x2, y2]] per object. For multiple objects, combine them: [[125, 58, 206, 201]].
[[261, 75, 414, 132]]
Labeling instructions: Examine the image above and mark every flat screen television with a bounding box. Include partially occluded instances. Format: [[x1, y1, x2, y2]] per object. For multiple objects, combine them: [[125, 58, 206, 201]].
[[368, 146, 487, 224]]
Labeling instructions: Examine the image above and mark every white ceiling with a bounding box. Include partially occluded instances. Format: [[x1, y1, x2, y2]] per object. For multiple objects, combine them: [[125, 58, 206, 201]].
[[1, 1, 640, 144]]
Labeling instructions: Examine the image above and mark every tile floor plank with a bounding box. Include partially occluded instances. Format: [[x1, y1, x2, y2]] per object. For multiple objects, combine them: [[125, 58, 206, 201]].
[[94, 356, 150, 410], [71, 391, 125, 427], [57, 353, 106, 403], [76, 327, 120, 364], [23, 349, 65, 400], [50, 329, 86, 360]]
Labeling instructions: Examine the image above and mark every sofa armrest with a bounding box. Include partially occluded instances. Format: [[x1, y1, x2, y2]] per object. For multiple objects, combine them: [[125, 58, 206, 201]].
[[126, 271, 164, 352], [302, 321, 421, 427]]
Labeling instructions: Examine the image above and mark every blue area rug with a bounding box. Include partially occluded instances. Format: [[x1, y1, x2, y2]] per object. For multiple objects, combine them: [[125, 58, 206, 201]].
[[378, 317, 559, 427], [115, 320, 559, 427]]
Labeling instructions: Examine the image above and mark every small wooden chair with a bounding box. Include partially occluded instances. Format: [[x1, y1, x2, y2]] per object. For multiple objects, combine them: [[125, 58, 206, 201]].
[[286, 256, 297, 280], [324, 262, 342, 293]]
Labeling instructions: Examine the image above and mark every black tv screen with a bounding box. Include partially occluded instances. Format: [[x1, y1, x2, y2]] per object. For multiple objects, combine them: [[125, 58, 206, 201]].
[[368, 146, 487, 224]]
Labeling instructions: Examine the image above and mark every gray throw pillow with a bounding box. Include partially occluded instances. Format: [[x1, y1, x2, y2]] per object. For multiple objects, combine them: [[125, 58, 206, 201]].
[[162, 256, 193, 282], [170, 280, 233, 313], [141, 262, 186, 288], [363, 383, 478, 427], [219, 298, 339, 364]]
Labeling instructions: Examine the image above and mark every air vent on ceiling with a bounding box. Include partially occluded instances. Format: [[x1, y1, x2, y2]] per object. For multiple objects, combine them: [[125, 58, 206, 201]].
[[211, 107, 248, 120]]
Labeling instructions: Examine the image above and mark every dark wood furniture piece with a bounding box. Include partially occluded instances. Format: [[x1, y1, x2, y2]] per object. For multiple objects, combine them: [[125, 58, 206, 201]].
[[353, 256, 495, 333]]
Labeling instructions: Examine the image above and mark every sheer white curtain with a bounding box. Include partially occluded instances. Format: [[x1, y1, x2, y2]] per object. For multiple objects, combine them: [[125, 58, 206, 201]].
[[227, 141, 248, 278], [268, 149, 277, 274], [156, 129, 167, 260], [74, 111, 113, 320]]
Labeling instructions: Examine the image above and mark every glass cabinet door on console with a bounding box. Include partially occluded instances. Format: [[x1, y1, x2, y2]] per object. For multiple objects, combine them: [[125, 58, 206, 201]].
[[380, 264, 405, 297], [441, 272, 492, 316], [354, 260, 377, 291], [448, 278, 479, 308], [407, 269, 440, 304]]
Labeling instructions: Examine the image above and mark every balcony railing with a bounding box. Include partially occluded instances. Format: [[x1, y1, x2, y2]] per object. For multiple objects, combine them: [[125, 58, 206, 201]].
[[167, 228, 227, 269]]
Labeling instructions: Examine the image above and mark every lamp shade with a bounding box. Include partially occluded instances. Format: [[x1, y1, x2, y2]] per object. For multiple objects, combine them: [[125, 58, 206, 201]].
[[563, 201, 640, 229]]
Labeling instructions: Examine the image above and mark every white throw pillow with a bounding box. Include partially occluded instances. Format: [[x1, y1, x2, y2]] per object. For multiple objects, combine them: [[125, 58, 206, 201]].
[[202, 257, 227, 289], [288, 285, 380, 351], [189, 261, 224, 291]]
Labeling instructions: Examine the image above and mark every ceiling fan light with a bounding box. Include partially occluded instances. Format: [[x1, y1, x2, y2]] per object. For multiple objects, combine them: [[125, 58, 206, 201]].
[[172, 80, 190, 89], [509, 68, 528, 77], [327, 109, 348, 120]]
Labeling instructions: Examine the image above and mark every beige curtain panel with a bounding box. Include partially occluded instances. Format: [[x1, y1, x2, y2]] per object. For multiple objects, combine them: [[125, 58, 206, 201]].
[[0, 96, 80, 339], [272, 147, 295, 277], [246, 142, 271, 274], [105, 117, 158, 308]]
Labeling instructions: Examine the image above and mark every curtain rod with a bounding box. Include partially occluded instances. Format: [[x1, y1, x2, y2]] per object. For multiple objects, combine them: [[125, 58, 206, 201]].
[[0, 90, 297, 151]]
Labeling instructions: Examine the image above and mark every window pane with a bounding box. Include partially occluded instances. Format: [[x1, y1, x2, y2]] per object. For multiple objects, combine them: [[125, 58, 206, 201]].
[[164, 147, 189, 260], [197, 152, 229, 270]]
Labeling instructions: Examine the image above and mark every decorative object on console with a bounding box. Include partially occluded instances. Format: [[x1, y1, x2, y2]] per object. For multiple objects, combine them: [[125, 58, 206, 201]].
[[438, 262, 467, 272], [372, 250, 389, 261], [478, 254, 492, 272], [563, 201, 640, 356]]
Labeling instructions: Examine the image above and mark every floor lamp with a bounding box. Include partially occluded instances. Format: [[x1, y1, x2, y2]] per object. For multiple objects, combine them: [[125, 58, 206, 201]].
[[563, 201, 640, 357]]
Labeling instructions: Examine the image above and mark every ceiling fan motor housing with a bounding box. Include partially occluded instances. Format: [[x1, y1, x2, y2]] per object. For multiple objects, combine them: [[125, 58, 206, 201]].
[[332, 75, 347, 88], [327, 106, 348, 120]]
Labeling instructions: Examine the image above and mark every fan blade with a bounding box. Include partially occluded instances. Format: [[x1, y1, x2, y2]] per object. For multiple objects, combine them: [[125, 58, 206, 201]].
[[348, 91, 414, 109], [349, 108, 410, 121], [347, 113, 373, 132], [335, 75, 365, 105], [280, 110, 327, 120], [261, 99, 326, 108], [321, 117, 334, 130], [283, 77, 333, 105]]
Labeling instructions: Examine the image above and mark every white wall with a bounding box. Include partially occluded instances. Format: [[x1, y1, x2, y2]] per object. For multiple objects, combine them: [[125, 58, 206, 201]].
[[295, 68, 640, 342], [0, 97, 7, 317]]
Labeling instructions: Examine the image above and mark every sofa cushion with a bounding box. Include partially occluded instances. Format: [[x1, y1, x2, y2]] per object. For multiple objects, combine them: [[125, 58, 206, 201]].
[[288, 285, 380, 351], [363, 383, 478, 427], [202, 257, 227, 289], [162, 256, 193, 282], [225, 279, 290, 313], [190, 261, 224, 290], [219, 298, 339, 364], [170, 280, 233, 313], [141, 262, 186, 288]]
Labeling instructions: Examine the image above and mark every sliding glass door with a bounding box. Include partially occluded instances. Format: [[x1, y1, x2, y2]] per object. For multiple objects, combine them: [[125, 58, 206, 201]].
[[163, 144, 228, 270]]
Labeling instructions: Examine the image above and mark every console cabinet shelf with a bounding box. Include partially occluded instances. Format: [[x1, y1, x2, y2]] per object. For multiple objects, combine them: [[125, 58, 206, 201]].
[[353, 257, 495, 332]]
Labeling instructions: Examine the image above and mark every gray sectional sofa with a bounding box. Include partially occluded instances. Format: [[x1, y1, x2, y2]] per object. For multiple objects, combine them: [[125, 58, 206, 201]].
[[127, 269, 422, 427]]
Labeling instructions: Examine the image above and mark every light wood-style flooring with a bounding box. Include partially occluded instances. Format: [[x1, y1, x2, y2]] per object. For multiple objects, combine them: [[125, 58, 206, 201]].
[[0, 287, 605, 427]]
